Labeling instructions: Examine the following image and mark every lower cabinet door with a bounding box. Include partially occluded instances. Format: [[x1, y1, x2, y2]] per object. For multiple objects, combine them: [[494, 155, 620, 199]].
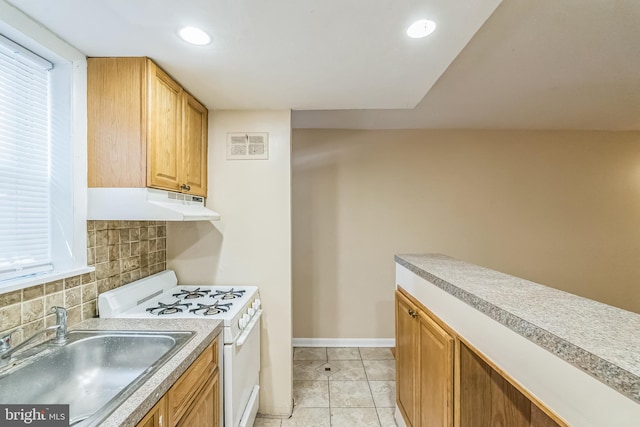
[[136, 396, 167, 427], [396, 290, 419, 426], [419, 311, 454, 427], [177, 370, 220, 427]]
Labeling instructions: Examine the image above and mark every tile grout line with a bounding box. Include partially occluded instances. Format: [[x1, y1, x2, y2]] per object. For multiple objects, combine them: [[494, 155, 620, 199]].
[[362, 351, 384, 427], [328, 353, 333, 427], [290, 347, 395, 427]]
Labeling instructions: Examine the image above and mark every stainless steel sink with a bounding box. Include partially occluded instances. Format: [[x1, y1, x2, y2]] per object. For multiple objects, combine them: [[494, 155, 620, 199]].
[[0, 330, 194, 426]]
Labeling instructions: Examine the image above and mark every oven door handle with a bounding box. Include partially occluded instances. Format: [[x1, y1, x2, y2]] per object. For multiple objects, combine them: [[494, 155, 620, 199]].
[[236, 309, 262, 347]]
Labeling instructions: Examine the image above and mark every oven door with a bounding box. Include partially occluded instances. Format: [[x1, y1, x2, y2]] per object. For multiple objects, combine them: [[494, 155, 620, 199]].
[[224, 310, 262, 427]]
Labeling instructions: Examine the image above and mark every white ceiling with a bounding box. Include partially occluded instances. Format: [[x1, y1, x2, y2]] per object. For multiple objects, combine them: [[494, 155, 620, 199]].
[[294, 0, 640, 130], [4, 0, 640, 130], [5, 0, 500, 110]]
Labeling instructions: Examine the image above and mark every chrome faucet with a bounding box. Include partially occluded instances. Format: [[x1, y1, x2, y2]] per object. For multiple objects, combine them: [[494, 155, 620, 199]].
[[0, 306, 68, 365]]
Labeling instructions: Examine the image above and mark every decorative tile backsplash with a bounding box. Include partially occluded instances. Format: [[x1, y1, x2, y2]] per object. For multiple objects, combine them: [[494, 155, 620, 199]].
[[0, 220, 166, 344]]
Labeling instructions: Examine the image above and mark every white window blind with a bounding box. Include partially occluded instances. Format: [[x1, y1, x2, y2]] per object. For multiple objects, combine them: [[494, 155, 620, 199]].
[[0, 35, 54, 281]]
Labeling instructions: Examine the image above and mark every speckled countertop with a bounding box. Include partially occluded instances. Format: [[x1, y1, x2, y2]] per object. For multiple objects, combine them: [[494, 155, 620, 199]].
[[396, 254, 640, 404], [75, 318, 222, 427]]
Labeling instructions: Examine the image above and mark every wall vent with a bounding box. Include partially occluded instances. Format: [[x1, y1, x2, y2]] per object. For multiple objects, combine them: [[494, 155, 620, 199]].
[[227, 132, 269, 160]]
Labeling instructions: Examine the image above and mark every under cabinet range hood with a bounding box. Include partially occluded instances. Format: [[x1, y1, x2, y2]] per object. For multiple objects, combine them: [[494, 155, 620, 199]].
[[88, 188, 221, 221]]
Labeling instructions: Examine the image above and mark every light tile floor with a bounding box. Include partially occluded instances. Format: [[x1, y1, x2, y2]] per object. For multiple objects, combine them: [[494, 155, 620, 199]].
[[254, 347, 397, 427]]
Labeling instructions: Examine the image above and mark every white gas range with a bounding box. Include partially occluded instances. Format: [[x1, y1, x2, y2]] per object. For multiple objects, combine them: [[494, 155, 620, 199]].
[[98, 270, 262, 427]]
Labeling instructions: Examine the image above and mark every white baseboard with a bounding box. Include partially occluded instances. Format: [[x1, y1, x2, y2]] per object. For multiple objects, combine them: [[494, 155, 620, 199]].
[[292, 338, 395, 348]]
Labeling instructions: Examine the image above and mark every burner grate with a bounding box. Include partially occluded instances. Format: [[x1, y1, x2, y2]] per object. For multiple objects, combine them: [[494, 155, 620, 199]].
[[173, 288, 211, 299], [211, 288, 246, 300], [146, 300, 192, 315], [189, 301, 233, 316]]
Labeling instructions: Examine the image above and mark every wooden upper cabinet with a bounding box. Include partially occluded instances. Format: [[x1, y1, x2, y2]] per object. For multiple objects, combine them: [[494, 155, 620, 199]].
[[88, 57, 148, 188], [147, 61, 183, 192], [88, 57, 208, 197], [181, 93, 208, 197]]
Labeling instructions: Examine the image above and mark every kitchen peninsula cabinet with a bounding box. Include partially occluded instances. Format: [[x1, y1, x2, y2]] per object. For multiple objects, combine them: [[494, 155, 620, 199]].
[[396, 289, 454, 427], [395, 254, 640, 427], [396, 286, 560, 427], [88, 57, 208, 197]]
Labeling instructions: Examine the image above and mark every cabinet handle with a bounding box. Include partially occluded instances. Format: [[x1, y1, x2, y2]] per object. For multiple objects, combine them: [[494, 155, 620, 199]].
[[180, 183, 191, 191], [408, 309, 418, 318]]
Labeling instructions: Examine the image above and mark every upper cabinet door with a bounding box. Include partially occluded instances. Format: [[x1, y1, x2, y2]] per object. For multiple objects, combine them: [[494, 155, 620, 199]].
[[147, 59, 183, 192], [87, 57, 148, 188], [182, 93, 208, 197]]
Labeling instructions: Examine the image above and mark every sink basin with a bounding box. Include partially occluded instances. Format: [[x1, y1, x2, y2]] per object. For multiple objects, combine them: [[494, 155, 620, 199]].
[[0, 330, 194, 426]]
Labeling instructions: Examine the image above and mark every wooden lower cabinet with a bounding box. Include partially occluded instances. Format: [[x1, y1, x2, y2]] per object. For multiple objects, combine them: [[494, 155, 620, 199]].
[[458, 342, 561, 427], [419, 310, 454, 427], [137, 336, 220, 427], [396, 290, 454, 427], [136, 396, 167, 427], [395, 288, 564, 427], [396, 289, 419, 425], [177, 371, 219, 427]]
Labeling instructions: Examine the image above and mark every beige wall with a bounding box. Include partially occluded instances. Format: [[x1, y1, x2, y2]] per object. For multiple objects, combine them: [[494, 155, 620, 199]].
[[168, 110, 292, 417], [292, 129, 640, 339]]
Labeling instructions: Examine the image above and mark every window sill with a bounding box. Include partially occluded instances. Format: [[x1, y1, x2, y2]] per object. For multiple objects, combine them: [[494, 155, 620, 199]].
[[0, 266, 96, 294]]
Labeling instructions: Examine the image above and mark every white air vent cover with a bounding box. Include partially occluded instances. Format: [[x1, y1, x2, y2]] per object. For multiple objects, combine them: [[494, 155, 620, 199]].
[[227, 132, 269, 160]]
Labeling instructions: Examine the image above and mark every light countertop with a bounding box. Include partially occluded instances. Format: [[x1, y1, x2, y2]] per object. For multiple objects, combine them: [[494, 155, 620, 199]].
[[395, 253, 640, 404]]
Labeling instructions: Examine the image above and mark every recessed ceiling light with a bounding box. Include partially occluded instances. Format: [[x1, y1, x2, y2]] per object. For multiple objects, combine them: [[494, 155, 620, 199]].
[[407, 19, 436, 39], [178, 26, 211, 46]]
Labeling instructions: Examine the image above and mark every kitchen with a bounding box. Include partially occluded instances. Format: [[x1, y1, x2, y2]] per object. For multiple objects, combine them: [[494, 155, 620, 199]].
[[0, 1, 639, 427]]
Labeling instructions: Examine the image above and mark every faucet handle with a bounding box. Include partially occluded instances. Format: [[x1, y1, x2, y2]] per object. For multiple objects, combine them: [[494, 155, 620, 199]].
[[0, 327, 22, 351], [50, 306, 68, 344], [50, 306, 66, 315]]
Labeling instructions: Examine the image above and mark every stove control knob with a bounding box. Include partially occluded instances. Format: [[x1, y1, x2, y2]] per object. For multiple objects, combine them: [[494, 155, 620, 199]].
[[238, 314, 250, 329], [248, 307, 255, 316], [254, 299, 261, 310]]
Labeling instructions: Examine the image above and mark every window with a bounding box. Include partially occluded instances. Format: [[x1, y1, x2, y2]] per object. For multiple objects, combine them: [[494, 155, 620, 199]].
[[0, 8, 90, 292], [0, 35, 53, 280]]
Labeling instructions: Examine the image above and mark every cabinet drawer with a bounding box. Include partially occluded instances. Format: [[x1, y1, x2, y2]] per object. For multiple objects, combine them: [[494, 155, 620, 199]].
[[168, 336, 219, 425]]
